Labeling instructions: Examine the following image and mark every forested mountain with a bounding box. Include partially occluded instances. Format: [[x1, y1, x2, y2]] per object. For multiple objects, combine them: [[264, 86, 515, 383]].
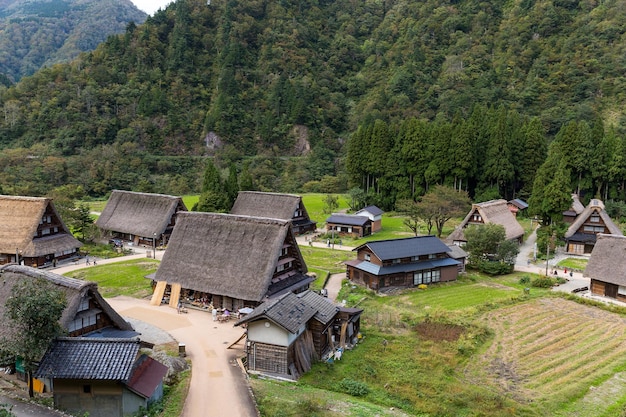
[[0, 0, 146, 82], [3, 0, 626, 213]]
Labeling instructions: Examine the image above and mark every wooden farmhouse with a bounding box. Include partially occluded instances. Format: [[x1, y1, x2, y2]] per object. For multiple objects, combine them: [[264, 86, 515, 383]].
[[325, 214, 372, 238], [345, 236, 460, 291], [0, 265, 135, 339], [0, 195, 82, 267], [354, 205, 384, 232], [151, 212, 314, 311], [35, 338, 168, 417], [230, 191, 317, 235], [235, 290, 362, 380], [584, 234, 626, 301], [447, 199, 524, 246], [564, 198, 622, 254], [563, 194, 586, 224], [95, 190, 187, 247]]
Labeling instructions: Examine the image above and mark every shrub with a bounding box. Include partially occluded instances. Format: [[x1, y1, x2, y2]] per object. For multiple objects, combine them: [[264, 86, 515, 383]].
[[531, 276, 555, 288], [338, 378, 370, 397], [518, 275, 531, 285]]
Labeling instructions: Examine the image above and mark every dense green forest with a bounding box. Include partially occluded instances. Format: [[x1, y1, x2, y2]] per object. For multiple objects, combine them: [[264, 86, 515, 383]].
[[3, 0, 626, 216], [0, 0, 146, 82]]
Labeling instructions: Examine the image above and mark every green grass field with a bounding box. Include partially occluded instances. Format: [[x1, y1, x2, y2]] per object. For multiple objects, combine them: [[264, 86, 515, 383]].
[[64, 258, 158, 298]]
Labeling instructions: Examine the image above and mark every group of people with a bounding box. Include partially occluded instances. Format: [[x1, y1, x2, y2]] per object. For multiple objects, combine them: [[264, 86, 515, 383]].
[[553, 268, 574, 278]]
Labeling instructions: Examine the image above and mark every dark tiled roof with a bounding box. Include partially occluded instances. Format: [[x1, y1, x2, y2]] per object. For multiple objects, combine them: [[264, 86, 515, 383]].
[[126, 354, 168, 399], [297, 290, 338, 325], [356, 205, 384, 216], [235, 292, 317, 334], [35, 338, 140, 381], [357, 236, 451, 261], [326, 214, 370, 227], [566, 232, 598, 244]]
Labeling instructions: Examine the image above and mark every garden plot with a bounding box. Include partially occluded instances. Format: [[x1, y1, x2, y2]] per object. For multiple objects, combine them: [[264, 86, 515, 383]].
[[467, 298, 626, 415]]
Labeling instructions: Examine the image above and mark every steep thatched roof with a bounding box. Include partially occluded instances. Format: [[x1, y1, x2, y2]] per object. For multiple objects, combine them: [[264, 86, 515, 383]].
[[0, 195, 81, 257], [564, 194, 586, 217], [584, 234, 626, 286], [155, 212, 309, 302], [565, 199, 622, 239], [447, 199, 524, 243], [230, 191, 303, 220], [95, 190, 187, 237], [0, 265, 133, 341]]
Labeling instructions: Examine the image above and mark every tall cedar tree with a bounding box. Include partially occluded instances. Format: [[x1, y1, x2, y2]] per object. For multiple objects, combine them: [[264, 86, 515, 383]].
[[3, 278, 66, 397]]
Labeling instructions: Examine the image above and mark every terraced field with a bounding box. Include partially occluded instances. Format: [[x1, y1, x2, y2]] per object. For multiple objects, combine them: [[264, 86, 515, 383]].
[[467, 298, 626, 415]]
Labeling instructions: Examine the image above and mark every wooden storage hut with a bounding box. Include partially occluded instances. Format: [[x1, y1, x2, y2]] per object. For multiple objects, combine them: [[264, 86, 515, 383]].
[[151, 212, 314, 311], [296, 290, 338, 358], [0, 195, 82, 267], [95, 190, 187, 247], [584, 234, 626, 301], [447, 199, 524, 246], [355, 205, 384, 232], [235, 292, 318, 379], [35, 338, 167, 417], [230, 191, 317, 235], [325, 214, 372, 238], [564, 198, 622, 254]]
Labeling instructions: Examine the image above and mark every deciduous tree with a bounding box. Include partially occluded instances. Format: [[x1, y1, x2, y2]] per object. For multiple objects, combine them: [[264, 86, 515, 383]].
[[2, 278, 66, 397]]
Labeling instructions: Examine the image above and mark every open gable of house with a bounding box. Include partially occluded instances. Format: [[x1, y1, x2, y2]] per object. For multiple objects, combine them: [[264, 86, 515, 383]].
[[154, 212, 311, 303], [0, 265, 134, 341], [447, 199, 524, 242], [95, 190, 187, 238], [565, 199, 622, 240], [0, 195, 81, 258]]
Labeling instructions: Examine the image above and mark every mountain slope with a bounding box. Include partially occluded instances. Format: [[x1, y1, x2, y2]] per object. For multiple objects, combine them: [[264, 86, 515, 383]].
[[0, 0, 146, 82], [2, 0, 626, 156]]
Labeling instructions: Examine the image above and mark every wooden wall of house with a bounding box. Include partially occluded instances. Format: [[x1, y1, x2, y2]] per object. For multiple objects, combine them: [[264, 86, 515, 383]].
[[441, 265, 458, 282], [591, 280, 604, 297], [247, 341, 290, 377], [356, 248, 379, 265], [372, 219, 382, 232], [54, 379, 123, 417], [308, 320, 333, 359]]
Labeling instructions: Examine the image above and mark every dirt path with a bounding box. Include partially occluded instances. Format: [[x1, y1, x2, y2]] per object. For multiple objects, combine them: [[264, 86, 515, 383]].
[[106, 296, 258, 417]]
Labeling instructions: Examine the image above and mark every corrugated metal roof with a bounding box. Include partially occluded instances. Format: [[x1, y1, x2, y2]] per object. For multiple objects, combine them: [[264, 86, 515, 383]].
[[361, 236, 451, 261], [126, 354, 168, 399], [326, 214, 370, 226], [356, 205, 384, 216], [353, 258, 459, 275]]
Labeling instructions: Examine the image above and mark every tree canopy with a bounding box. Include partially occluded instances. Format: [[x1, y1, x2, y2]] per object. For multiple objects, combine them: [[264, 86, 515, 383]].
[[2, 278, 67, 397]]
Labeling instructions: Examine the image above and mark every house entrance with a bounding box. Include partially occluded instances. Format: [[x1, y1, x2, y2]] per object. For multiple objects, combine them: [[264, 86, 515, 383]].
[[605, 283, 618, 298]]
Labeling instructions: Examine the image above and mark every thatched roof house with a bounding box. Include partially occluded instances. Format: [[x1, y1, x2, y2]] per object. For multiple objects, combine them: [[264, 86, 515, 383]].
[[0, 265, 134, 341], [564, 199, 622, 254], [95, 190, 187, 246], [0, 195, 82, 267], [584, 234, 626, 301], [230, 191, 317, 235], [152, 212, 313, 311], [447, 199, 524, 245]]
